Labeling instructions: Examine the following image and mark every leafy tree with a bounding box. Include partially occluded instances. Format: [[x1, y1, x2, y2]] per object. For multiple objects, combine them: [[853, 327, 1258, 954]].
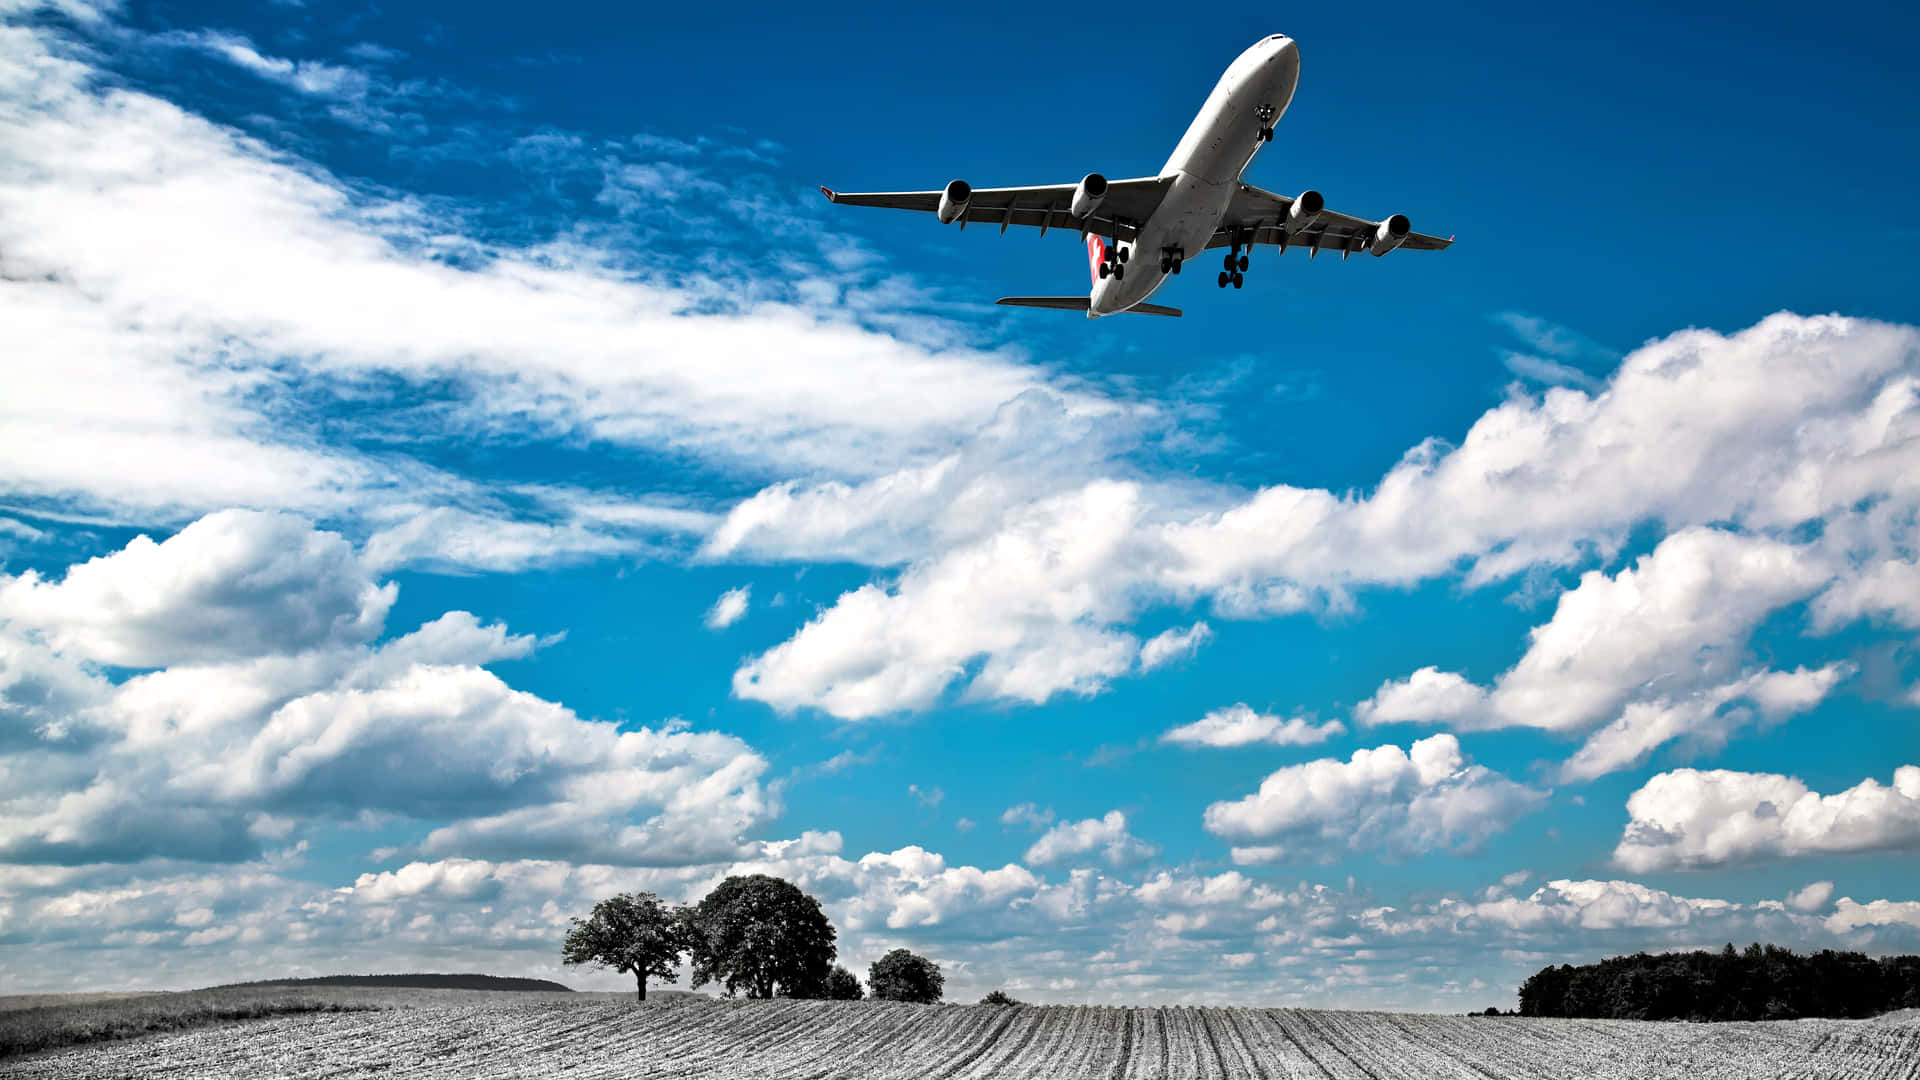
[[685, 874, 837, 999], [824, 966, 864, 1000], [869, 948, 944, 1004], [980, 989, 1021, 1007], [1516, 944, 1920, 1021], [561, 891, 689, 1002]]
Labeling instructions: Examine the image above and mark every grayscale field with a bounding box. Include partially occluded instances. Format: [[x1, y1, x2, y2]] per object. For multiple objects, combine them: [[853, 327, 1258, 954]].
[[10, 994, 1920, 1079]]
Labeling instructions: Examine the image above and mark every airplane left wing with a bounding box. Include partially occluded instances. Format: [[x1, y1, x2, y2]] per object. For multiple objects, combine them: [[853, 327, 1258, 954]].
[[1206, 183, 1453, 256], [821, 177, 1174, 242]]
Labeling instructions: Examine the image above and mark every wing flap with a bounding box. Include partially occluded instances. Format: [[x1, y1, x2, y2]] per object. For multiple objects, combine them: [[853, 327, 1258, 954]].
[[1206, 183, 1453, 254], [995, 297, 1182, 317], [824, 178, 1175, 242]]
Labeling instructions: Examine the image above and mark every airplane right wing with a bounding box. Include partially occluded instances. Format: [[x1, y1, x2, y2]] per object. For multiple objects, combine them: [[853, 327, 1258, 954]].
[[1206, 183, 1453, 255], [821, 177, 1175, 241]]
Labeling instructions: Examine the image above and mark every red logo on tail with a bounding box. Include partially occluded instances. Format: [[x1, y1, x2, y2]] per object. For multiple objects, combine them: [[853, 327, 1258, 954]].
[[1086, 234, 1107, 286]]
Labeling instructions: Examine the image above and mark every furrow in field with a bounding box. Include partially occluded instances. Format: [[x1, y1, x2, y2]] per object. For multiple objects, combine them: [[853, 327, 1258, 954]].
[[1213, 1006, 1274, 1068], [947, 1005, 1048, 1080], [1104, 1006, 1138, 1080], [1264, 1009, 1368, 1079], [756, 1000, 910, 1080], [1042, 1003, 1111, 1080]]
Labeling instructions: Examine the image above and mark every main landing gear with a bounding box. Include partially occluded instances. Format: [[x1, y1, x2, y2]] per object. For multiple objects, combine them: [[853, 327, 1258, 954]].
[[1255, 103, 1276, 142], [1217, 240, 1248, 289], [1097, 240, 1129, 281]]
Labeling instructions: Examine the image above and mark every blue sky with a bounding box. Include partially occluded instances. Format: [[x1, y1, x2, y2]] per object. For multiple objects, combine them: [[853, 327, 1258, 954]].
[[2, 0, 1919, 1007]]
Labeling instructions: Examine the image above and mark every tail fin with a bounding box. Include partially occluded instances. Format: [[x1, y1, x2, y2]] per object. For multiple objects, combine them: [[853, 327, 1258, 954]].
[[1086, 233, 1107, 286]]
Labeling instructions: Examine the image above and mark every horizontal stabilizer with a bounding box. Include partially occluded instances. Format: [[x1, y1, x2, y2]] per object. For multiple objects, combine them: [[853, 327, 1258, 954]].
[[995, 297, 1183, 318]]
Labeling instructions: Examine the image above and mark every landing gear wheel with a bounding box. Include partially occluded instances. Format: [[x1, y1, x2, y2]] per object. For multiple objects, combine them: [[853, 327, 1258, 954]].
[[1116, 247, 1129, 264], [1259, 126, 1274, 142], [1217, 271, 1230, 289], [1098, 263, 1110, 280], [1171, 254, 1183, 275], [1231, 271, 1244, 289], [1238, 255, 1249, 272], [1224, 252, 1238, 272], [1158, 254, 1171, 273], [1113, 263, 1124, 281]]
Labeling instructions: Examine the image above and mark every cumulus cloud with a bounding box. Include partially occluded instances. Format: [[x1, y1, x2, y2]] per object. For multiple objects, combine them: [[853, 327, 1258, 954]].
[[1356, 529, 1853, 779], [0, 514, 777, 866], [730, 314, 1920, 720], [0, 510, 392, 667], [1203, 735, 1548, 862], [1138, 622, 1212, 671], [1786, 881, 1836, 913], [1613, 765, 1920, 872], [1161, 704, 1345, 748], [704, 585, 751, 630], [1000, 803, 1055, 831], [1023, 811, 1158, 868], [1354, 668, 1487, 727]]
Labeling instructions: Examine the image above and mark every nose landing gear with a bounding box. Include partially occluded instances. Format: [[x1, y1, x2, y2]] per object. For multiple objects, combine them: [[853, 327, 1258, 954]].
[[1255, 103, 1276, 142], [1158, 249, 1184, 275]]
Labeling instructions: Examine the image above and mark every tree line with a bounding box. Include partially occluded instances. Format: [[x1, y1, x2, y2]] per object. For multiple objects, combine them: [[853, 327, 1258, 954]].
[[562, 874, 944, 1004], [1518, 943, 1920, 1020]]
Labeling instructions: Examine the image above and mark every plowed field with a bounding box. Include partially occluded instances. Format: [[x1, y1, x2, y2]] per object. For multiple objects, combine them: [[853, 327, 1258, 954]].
[[11, 997, 1920, 1079]]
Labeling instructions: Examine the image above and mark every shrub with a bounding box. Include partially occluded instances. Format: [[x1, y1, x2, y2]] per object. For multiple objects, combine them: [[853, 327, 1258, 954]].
[[980, 989, 1021, 1007], [868, 949, 943, 1004]]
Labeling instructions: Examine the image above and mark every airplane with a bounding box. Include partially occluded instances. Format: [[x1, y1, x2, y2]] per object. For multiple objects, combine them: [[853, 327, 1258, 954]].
[[820, 34, 1451, 318]]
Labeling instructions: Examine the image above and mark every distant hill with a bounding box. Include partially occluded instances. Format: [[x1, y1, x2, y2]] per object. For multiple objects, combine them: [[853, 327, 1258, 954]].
[[205, 974, 572, 992]]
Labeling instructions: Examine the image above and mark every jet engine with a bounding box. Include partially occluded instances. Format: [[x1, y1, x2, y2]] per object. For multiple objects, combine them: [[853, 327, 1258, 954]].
[[1071, 173, 1108, 220], [1371, 214, 1411, 256], [937, 180, 972, 224], [1288, 189, 1324, 229]]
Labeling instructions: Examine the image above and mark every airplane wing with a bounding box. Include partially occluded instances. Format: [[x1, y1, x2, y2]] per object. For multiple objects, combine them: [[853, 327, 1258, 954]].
[[820, 178, 1174, 242], [1205, 183, 1453, 255]]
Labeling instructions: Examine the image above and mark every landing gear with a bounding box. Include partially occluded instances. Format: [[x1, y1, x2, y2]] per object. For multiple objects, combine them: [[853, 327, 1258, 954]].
[[1255, 103, 1276, 142], [1219, 233, 1251, 289], [1159, 249, 1184, 275]]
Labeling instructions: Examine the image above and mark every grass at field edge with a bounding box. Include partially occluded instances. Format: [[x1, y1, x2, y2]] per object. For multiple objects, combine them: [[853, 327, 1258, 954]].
[[0, 988, 385, 1059]]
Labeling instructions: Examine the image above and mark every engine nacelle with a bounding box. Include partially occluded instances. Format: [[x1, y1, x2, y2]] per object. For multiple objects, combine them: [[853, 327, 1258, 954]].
[[1371, 214, 1411, 256], [1288, 189, 1324, 229], [1071, 173, 1108, 220], [937, 179, 972, 224]]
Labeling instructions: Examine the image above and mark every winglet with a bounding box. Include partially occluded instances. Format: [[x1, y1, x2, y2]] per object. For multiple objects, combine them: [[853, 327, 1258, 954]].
[[819, 186, 838, 202]]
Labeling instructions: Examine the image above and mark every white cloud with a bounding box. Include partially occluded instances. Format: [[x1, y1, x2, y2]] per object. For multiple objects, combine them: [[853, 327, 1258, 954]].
[[704, 585, 750, 630], [1023, 811, 1158, 868], [1203, 734, 1548, 862], [1160, 703, 1345, 748], [0, 510, 392, 667], [1354, 668, 1487, 727], [1000, 803, 1055, 831], [734, 481, 1151, 719], [0, 513, 776, 866], [731, 314, 1920, 720], [1355, 529, 1852, 780], [1138, 622, 1212, 671], [1613, 764, 1920, 872], [0, 13, 1105, 572], [1786, 881, 1835, 913]]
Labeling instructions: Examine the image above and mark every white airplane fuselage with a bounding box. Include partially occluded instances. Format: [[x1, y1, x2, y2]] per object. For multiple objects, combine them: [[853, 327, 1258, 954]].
[[1089, 35, 1300, 316]]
